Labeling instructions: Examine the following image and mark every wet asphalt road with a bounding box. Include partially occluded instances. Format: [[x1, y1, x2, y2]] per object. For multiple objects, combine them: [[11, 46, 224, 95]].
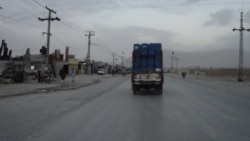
[[0, 75, 250, 141]]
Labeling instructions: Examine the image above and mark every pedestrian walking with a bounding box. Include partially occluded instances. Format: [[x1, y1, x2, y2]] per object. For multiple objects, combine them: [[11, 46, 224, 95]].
[[59, 67, 66, 82], [44, 69, 51, 83], [181, 71, 187, 79], [71, 68, 76, 82], [37, 69, 41, 83], [122, 68, 126, 76]]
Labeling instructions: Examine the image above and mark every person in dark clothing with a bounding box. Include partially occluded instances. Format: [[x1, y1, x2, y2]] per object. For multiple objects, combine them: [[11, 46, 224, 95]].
[[59, 67, 66, 82], [181, 71, 187, 79], [44, 69, 51, 83], [37, 70, 41, 83]]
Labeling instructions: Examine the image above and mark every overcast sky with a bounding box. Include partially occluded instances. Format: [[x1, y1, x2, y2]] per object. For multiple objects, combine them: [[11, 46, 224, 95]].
[[1, 0, 250, 64]]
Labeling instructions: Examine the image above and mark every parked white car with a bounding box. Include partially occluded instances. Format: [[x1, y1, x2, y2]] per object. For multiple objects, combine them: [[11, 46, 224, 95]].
[[97, 69, 105, 75]]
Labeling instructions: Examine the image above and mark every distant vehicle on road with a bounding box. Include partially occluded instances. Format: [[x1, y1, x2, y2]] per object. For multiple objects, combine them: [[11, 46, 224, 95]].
[[97, 69, 105, 75], [131, 43, 164, 94]]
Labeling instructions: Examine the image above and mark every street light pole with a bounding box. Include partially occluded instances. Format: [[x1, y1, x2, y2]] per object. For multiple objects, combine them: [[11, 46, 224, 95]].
[[174, 57, 179, 70], [121, 51, 124, 68], [112, 53, 115, 70]]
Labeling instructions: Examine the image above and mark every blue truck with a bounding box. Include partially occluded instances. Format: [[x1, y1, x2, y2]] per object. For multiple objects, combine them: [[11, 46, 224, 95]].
[[131, 43, 164, 94]]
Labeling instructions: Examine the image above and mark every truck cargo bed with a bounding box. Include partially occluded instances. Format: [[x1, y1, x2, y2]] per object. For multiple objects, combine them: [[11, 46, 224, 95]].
[[131, 43, 164, 94]]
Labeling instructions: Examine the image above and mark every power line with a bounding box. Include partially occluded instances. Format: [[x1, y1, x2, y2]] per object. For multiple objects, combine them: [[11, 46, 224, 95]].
[[36, 0, 90, 31], [31, 0, 86, 37], [32, 0, 45, 8], [51, 35, 68, 47], [91, 41, 113, 54], [9, 0, 39, 18], [58, 20, 83, 35], [6, 0, 86, 38], [0, 14, 38, 27], [4, 0, 87, 50], [1, 1, 47, 28], [6, 0, 142, 43], [31, 0, 89, 38]]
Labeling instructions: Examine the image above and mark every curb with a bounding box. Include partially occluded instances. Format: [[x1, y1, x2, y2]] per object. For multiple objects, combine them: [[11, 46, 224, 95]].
[[0, 79, 101, 99]]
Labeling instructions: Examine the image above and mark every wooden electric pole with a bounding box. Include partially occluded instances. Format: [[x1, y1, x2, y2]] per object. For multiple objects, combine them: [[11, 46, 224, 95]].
[[85, 31, 95, 74], [38, 6, 60, 66]]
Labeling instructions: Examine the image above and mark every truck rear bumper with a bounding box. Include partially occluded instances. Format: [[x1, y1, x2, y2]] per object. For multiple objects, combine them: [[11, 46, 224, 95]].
[[132, 81, 163, 94], [132, 81, 163, 85]]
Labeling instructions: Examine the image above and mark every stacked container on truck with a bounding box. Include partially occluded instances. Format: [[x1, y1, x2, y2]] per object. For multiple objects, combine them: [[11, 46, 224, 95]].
[[131, 43, 164, 94]]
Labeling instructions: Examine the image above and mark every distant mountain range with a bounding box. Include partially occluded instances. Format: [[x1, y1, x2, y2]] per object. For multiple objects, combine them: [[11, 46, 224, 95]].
[[163, 48, 250, 69]]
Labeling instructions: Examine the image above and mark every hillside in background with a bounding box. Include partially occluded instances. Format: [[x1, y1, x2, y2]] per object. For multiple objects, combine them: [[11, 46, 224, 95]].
[[163, 48, 250, 69]]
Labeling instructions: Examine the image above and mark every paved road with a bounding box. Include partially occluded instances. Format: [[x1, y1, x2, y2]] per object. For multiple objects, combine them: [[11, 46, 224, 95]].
[[0, 75, 250, 141]]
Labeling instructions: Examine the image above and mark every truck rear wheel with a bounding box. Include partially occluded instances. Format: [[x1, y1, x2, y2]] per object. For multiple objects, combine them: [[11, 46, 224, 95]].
[[132, 85, 139, 94], [157, 85, 163, 95]]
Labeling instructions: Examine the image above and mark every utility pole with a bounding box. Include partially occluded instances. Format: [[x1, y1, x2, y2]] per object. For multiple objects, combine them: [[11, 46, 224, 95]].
[[120, 51, 124, 68], [171, 51, 174, 71], [112, 52, 115, 70], [85, 31, 95, 74], [38, 6, 60, 66], [233, 12, 250, 82], [174, 57, 179, 70]]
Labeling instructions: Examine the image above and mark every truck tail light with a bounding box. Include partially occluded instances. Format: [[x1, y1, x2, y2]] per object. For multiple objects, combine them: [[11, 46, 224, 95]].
[[156, 74, 161, 79], [133, 74, 137, 79]]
